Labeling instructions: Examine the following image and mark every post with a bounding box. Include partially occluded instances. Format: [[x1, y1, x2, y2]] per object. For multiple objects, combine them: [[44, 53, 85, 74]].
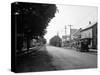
[[65, 26, 67, 41], [68, 25, 72, 41]]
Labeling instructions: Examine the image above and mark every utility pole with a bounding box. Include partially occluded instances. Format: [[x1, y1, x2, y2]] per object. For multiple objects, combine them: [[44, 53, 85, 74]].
[[65, 26, 67, 41], [68, 25, 72, 41]]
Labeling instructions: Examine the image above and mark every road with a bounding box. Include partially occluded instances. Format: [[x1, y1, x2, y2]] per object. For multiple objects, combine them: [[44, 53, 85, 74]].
[[15, 45, 97, 72], [46, 45, 97, 70]]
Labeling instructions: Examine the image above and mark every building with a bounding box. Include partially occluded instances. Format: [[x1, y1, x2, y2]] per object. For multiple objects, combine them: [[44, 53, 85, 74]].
[[71, 28, 82, 40], [62, 29, 78, 47], [70, 29, 78, 39], [62, 35, 70, 47], [80, 22, 97, 49], [50, 35, 62, 47], [68, 28, 82, 48]]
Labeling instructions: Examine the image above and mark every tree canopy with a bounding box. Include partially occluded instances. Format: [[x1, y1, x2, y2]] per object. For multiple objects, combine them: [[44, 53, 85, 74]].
[[12, 2, 57, 39], [12, 2, 57, 50]]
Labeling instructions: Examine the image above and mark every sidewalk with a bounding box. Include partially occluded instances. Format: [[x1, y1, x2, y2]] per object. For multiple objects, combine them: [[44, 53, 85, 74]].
[[15, 45, 56, 73], [63, 47, 97, 55], [17, 46, 42, 56], [88, 49, 97, 54], [89, 49, 97, 52]]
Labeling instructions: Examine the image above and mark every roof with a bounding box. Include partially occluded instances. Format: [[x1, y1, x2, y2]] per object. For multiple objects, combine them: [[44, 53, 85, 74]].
[[81, 22, 97, 32], [62, 35, 70, 39], [71, 29, 78, 34], [72, 28, 82, 36]]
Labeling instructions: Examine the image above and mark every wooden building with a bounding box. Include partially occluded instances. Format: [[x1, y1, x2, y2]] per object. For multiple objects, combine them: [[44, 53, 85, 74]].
[[80, 22, 97, 49]]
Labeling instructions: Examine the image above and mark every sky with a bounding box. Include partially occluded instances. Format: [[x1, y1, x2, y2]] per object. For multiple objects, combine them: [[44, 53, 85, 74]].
[[44, 4, 98, 43]]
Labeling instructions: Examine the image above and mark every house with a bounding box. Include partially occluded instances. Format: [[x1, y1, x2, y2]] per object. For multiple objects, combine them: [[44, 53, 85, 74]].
[[80, 22, 97, 49]]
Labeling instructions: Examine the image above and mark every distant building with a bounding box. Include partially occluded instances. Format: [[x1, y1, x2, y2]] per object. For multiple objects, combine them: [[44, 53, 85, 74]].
[[62, 29, 78, 47], [62, 35, 70, 47], [71, 28, 82, 40], [62, 35, 70, 41], [70, 29, 78, 39], [50, 35, 62, 47], [67, 28, 82, 48]]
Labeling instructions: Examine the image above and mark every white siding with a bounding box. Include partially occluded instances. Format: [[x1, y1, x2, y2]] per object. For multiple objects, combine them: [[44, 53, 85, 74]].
[[81, 28, 92, 38]]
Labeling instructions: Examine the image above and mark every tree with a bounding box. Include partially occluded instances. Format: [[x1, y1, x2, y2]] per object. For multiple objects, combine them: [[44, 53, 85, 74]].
[[12, 2, 57, 51], [42, 38, 47, 44]]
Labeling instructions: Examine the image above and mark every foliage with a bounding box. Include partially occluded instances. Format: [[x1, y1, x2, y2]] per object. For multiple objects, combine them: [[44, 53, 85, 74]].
[[12, 2, 57, 38], [12, 2, 57, 50]]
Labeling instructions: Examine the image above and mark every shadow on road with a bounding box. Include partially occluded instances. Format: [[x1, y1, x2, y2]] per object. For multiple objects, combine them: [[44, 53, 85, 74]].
[[15, 46, 56, 73]]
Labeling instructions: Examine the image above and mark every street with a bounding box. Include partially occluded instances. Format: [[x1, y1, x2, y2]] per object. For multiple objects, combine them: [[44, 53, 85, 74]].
[[46, 45, 97, 70], [16, 45, 97, 72]]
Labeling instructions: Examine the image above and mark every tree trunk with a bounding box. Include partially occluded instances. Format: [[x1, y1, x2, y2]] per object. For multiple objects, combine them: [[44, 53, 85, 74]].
[[27, 37, 30, 51]]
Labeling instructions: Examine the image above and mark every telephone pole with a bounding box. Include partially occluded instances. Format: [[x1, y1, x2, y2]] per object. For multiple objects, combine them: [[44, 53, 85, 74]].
[[65, 26, 67, 41], [68, 25, 72, 41]]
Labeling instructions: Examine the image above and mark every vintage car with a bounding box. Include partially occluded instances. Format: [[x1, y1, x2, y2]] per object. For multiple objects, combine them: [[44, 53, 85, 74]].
[[75, 38, 91, 52]]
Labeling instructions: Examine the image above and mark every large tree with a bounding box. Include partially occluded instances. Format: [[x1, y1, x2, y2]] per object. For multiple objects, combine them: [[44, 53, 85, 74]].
[[12, 2, 57, 50]]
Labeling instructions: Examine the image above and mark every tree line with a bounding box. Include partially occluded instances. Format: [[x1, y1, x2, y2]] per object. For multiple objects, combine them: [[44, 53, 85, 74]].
[[12, 2, 57, 51]]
